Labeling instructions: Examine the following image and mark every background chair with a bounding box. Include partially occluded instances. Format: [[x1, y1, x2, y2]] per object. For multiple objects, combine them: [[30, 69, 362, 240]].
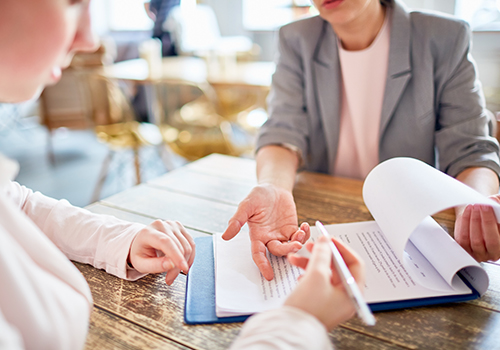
[[39, 46, 166, 202], [39, 43, 115, 164], [85, 74, 164, 202], [39, 69, 94, 165], [155, 80, 242, 161]]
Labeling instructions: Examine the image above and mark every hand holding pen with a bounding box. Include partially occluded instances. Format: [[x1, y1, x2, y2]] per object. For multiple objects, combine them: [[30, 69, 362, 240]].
[[285, 222, 374, 330]]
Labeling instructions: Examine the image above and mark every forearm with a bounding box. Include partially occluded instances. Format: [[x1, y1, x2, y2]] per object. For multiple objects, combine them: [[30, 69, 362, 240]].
[[456, 167, 499, 195], [10, 182, 145, 280], [256, 145, 300, 192], [455, 166, 500, 215]]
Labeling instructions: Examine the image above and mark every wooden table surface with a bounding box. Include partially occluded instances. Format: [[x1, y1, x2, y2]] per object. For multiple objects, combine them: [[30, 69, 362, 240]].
[[80, 154, 500, 350]]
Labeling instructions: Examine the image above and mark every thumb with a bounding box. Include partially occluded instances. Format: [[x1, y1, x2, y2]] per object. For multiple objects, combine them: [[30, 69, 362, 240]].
[[305, 236, 332, 274], [134, 256, 175, 274], [489, 194, 500, 205]]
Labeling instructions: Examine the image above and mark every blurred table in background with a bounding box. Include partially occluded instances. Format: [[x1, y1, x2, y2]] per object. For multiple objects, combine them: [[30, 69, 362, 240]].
[[101, 57, 275, 161], [102, 56, 275, 88], [102, 57, 274, 122]]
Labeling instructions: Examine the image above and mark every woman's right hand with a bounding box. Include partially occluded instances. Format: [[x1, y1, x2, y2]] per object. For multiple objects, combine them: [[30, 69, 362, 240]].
[[285, 236, 366, 331], [222, 183, 310, 281]]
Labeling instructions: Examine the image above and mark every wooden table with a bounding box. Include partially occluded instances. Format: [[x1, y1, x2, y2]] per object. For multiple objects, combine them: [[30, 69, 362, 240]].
[[80, 154, 500, 349]]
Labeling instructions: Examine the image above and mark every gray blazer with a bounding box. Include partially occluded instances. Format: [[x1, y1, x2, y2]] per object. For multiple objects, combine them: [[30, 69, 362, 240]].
[[256, 1, 500, 178]]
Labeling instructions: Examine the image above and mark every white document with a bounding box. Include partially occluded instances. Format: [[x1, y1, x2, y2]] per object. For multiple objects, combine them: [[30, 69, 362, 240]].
[[215, 157, 496, 317], [309, 220, 478, 304], [215, 226, 301, 317]]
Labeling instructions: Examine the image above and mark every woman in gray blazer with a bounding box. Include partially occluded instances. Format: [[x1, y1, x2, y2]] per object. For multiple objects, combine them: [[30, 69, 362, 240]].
[[223, 0, 500, 280]]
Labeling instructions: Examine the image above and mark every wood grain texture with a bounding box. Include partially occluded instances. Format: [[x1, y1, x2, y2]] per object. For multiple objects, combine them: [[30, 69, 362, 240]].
[[342, 303, 500, 350], [101, 184, 238, 235], [85, 307, 190, 350], [148, 167, 254, 206], [76, 262, 242, 350], [470, 263, 500, 312], [85, 203, 209, 239], [183, 154, 257, 182]]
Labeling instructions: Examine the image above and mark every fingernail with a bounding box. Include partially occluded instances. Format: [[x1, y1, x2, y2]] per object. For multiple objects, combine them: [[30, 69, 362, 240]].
[[297, 232, 305, 242], [163, 261, 174, 270]]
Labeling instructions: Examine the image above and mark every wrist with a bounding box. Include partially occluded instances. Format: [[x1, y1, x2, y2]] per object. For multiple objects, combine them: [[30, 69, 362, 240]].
[[283, 302, 340, 331], [258, 179, 294, 192], [256, 145, 299, 192], [255, 182, 294, 200]]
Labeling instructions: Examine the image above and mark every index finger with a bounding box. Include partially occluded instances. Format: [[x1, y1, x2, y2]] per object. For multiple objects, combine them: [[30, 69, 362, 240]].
[[222, 201, 252, 241], [305, 236, 333, 275], [149, 233, 189, 272], [331, 237, 365, 285]]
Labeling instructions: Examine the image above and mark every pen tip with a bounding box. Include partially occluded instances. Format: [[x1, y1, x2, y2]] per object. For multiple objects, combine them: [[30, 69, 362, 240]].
[[364, 314, 376, 326]]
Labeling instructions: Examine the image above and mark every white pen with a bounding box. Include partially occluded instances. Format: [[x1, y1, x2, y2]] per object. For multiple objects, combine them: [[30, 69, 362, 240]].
[[315, 221, 376, 326]]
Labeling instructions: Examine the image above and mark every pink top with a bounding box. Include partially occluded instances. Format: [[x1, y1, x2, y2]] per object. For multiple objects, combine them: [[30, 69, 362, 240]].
[[334, 12, 391, 180]]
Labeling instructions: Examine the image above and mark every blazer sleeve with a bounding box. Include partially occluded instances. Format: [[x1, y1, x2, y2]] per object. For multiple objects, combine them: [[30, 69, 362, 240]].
[[434, 21, 500, 177], [256, 24, 311, 164], [7, 181, 147, 280]]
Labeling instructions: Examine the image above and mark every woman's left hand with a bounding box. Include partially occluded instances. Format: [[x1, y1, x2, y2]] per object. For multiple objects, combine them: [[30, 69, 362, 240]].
[[454, 195, 500, 262]]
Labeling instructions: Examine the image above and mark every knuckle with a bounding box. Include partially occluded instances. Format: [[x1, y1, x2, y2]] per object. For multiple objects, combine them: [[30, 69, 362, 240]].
[[455, 236, 466, 246], [152, 219, 163, 227], [483, 216, 497, 225], [470, 236, 484, 248], [158, 235, 173, 245], [471, 216, 482, 225]]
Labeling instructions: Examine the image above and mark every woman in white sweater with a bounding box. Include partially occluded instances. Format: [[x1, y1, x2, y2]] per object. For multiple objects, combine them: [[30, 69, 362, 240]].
[[0, 0, 364, 349], [0, 1, 195, 348]]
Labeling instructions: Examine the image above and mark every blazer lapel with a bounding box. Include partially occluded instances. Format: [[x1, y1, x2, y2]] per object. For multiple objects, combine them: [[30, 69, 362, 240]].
[[379, 2, 412, 140], [313, 22, 342, 174]]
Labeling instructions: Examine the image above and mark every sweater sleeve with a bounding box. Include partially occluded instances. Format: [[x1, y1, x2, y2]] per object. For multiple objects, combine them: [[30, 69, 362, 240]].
[[230, 306, 333, 350], [0, 308, 24, 350], [6, 181, 147, 280]]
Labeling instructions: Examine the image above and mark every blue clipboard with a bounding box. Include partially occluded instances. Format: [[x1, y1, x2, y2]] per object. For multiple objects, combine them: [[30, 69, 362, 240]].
[[184, 237, 480, 324], [184, 236, 250, 324]]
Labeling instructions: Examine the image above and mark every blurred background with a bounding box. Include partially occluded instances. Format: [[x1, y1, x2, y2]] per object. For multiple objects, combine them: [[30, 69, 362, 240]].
[[1, 0, 500, 207]]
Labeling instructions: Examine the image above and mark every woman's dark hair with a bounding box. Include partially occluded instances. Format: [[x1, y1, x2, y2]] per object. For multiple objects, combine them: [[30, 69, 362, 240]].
[[380, 0, 394, 7]]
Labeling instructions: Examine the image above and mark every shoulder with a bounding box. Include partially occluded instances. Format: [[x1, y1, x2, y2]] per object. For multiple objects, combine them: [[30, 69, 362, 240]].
[[277, 16, 327, 55], [408, 9, 471, 48], [279, 16, 326, 44]]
